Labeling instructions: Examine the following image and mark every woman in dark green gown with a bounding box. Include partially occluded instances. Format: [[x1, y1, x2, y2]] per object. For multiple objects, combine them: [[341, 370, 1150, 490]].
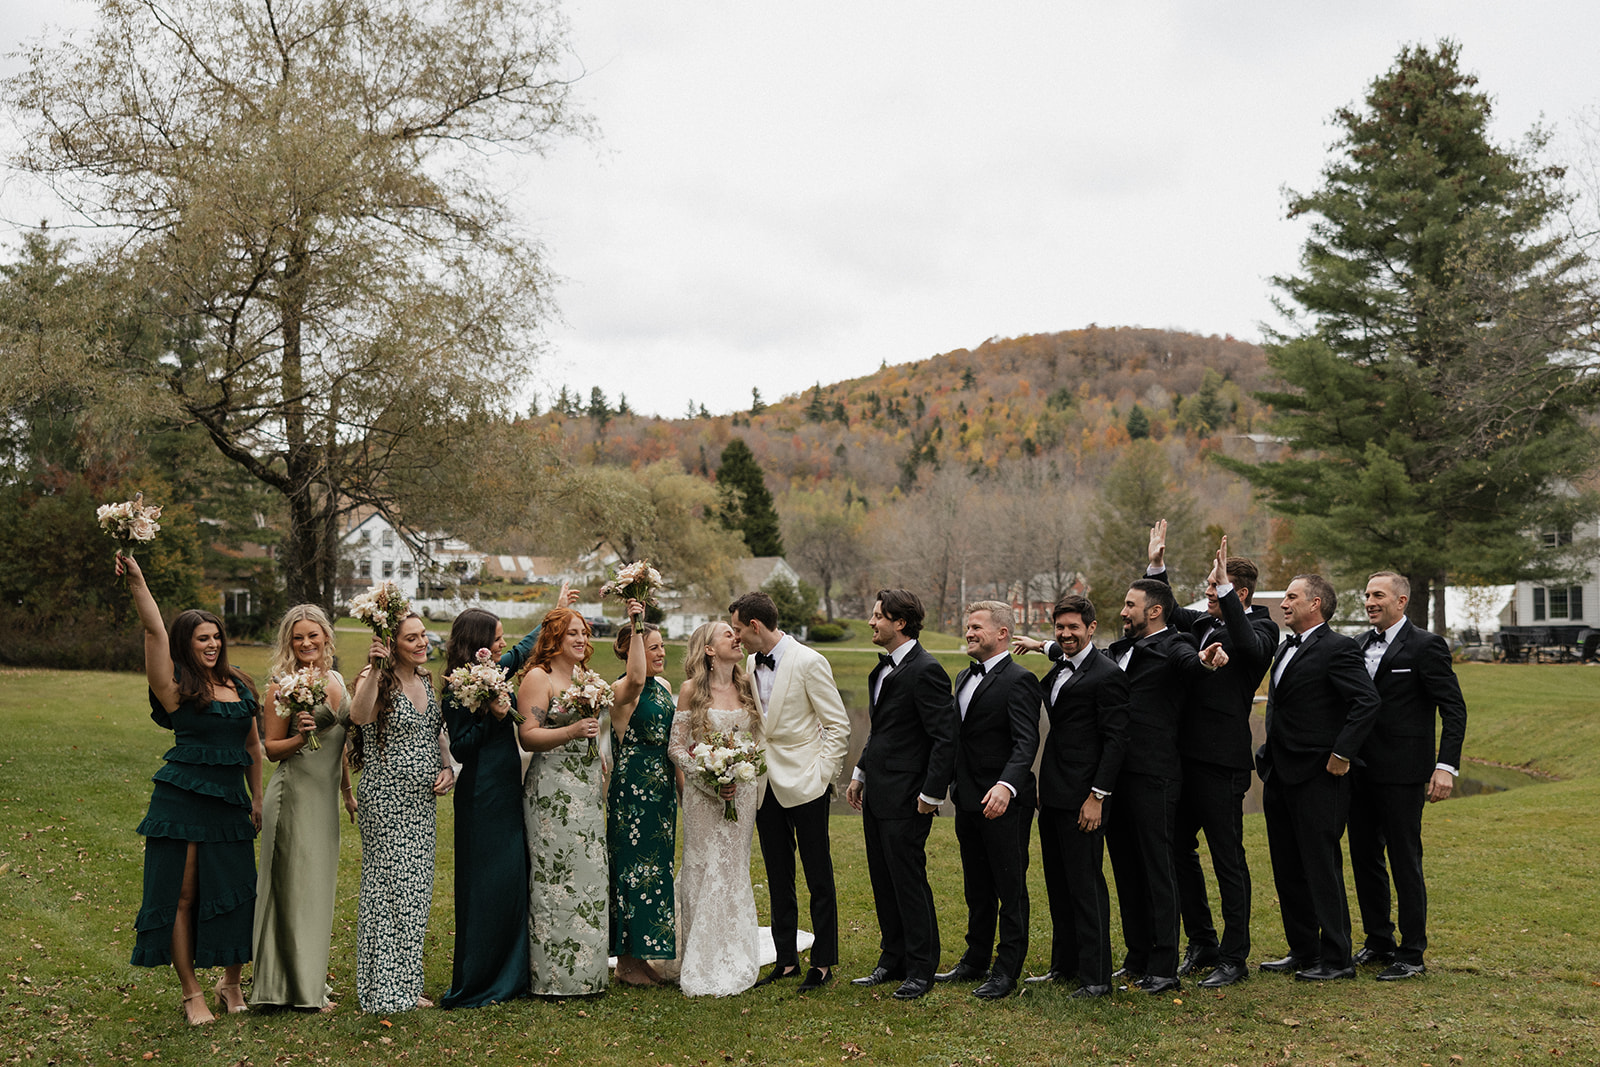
[[438, 608, 542, 1008], [119, 554, 264, 1027], [606, 608, 679, 986]]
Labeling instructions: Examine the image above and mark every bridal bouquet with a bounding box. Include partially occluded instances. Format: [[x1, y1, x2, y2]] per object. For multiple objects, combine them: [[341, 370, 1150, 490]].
[[348, 581, 410, 645], [599, 559, 664, 633], [553, 667, 615, 761], [689, 730, 766, 821], [97, 492, 163, 560], [275, 667, 329, 751], [447, 648, 522, 724]]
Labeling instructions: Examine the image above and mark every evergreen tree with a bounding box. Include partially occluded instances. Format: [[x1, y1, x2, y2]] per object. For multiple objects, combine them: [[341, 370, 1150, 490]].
[[750, 387, 766, 415], [805, 383, 826, 422], [1125, 404, 1151, 440], [1219, 41, 1600, 630], [716, 438, 784, 556]]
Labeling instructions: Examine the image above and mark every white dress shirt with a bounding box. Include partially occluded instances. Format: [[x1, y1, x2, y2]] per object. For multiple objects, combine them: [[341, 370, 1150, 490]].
[[752, 632, 793, 709]]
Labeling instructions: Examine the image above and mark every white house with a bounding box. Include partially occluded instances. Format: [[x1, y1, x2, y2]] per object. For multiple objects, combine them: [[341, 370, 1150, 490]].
[[1509, 521, 1596, 630], [338, 511, 484, 601]]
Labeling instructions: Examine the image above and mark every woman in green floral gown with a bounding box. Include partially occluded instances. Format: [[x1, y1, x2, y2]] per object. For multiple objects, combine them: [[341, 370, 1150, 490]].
[[606, 613, 678, 985], [516, 607, 610, 996]]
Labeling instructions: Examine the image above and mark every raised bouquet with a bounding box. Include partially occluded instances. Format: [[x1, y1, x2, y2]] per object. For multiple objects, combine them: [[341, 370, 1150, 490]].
[[447, 648, 522, 724], [689, 729, 766, 821], [275, 667, 329, 751], [553, 667, 615, 761], [348, 581, 410, 645], [599, 559, 664, 633], [97, 492, 162, 560]]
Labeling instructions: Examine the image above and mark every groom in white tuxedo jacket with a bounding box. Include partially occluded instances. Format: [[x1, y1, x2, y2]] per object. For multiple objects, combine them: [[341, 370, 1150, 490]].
[[729, 591, 852, 993]]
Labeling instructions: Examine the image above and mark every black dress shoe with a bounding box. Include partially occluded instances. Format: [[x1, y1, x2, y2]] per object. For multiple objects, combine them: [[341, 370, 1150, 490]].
[[754, 965, 800, 987], [851, 967, 902, 987], [972, 974, 1016, 1000], [891, 977, 933, 1000], [1176, 945, 1219, 977], [933, 962, 988, 983], [796, 967, 832, 992], [1198, 962, 1248, 988], [1353, 946, 1396, 966], [1023, 970, 1072, 984], [1137, 975, 1180, 995], [1294, 963, 1357, 981], [1258, 954, 1312, 974], [1069, 983, 1111, 999], [1375, 961, 1426, 981]]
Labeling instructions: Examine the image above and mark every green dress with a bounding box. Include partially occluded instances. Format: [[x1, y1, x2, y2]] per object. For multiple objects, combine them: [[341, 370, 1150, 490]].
[[524, 702, 609, 995], [250, 679, 349, 1008], [132, 689, 258, 969], [607, 676, 677, 960]]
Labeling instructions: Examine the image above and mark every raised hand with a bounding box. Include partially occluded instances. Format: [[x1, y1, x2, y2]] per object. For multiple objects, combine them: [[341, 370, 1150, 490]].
[[557, 580, 579, 609], [367, 636, 390, 664], [1011, 635, 1047, 656], [1147, 519, 1168, 570], [1207, 535, 1228, 587]]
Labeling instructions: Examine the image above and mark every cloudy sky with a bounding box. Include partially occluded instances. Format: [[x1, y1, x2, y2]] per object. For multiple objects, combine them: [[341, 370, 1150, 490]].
[[5, 1, 1599, 417]]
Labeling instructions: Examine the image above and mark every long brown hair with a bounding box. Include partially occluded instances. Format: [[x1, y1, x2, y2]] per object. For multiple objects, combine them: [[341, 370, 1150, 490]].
[[349, 612, 429, 772], [680, 621, 762, 744], [169, 608, 257, 706]]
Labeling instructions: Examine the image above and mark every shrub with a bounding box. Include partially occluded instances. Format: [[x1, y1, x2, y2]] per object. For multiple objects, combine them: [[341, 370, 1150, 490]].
[[808, 623, 849, 643]]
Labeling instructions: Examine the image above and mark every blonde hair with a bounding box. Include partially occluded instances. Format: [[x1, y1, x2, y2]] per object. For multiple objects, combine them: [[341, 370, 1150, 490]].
[[681, 621, 763, 744], [268, 604, 337, 681]]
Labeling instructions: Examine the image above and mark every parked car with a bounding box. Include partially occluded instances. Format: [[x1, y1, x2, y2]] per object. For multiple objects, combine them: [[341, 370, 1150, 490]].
[[586, 616, 616, 638]]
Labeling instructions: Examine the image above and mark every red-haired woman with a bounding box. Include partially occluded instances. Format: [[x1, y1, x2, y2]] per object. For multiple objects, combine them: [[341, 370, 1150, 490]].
[[516, 607, 608, 996], [117, 554, 263, 1026]]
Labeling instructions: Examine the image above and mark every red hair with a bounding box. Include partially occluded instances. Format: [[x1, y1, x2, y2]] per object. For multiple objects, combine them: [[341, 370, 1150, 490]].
[[530, 608, 593, 671]]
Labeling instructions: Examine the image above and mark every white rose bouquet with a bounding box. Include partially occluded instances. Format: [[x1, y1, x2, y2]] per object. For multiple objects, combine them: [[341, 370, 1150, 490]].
[[689, 729, 766, 821], [447, 647, 522, 724], [275, 666, 329, 751], [600, 559, 664, 633], [552, 667, 615, 761], [347, 581, 410, 645], [97, 492, 163, 561]]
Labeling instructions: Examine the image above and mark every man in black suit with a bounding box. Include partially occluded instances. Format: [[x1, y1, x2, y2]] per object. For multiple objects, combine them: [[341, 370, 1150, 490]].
[[1257, 574, 1381, 981], [1013, 594, 1128, 998], [845, 589, 958, 1001], [1145, 526, 1277, 988], [1104, 579, 1228, 994], [934, 600, 1041, 1000], [1348, 571, 1468, 981]]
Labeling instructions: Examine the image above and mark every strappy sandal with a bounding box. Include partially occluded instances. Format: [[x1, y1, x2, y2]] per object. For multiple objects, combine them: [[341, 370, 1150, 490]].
[[182, 990, 215, 1026], [214, 980, 248, 1014]]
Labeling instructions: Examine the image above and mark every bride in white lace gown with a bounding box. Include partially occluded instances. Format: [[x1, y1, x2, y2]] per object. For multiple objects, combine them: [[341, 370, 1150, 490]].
[[669, 621, 765, 997]]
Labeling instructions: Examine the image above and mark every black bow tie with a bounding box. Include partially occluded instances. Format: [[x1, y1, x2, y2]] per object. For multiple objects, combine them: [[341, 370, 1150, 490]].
[[1363, 630, 1385, 650], [755, 651, 777, 671], [877, 653, 893, 669], [968, 661, 986, 678], [1283, 634, 1302, 649]]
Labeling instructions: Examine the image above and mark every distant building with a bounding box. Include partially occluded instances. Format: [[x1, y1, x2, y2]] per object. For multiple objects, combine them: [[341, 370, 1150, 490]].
[[337, 511, 485, 602], [1509, 522, 1592, 630]]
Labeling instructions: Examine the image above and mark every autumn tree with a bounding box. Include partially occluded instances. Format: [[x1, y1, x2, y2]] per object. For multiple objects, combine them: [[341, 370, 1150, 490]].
[[779, 485, 868, 620], [716, 438, 784, 556], [6, 0, 587, 611], [1086, 441, 1208, 622], [1220, 41, 1600, 630]]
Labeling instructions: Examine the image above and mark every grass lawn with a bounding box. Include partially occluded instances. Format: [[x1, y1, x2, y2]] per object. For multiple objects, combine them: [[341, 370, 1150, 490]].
[[1, 658, 1596, 1066]]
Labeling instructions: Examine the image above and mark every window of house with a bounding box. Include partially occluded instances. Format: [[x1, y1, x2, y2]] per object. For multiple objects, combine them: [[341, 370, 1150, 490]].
[[382, 530, 395, 547], [399, 561, 413, 577], [222, 590, 251, 616], [1541, 529, 1574, 548], [1533, 587, 1545, 621], [1534, 585, 1584, 621], [357, 559, 371, 577], [382, 560, 395, 578]]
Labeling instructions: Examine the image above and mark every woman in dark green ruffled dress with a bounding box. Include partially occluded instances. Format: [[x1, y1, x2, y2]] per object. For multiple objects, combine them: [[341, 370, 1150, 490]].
[[118, 554, 264, 1027], [437, 604, 550, 1008], [606, 610, 679, 986]]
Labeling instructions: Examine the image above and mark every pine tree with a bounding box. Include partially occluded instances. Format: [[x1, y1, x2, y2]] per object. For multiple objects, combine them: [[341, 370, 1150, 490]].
[[750, 388, 766, 415], [1125, 404, 1150, 440], [716, 438, 784, 556]]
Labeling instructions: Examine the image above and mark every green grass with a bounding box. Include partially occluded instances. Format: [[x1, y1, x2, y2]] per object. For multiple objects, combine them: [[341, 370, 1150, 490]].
[[1, 660, 1597, 1066]]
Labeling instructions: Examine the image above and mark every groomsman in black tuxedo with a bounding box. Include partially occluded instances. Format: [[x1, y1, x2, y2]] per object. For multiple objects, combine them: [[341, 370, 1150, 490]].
[[1013, 595, 1128, 998], [1347, 571, 1467, 981], [846, 589, 958, 1001], [934, 600, 1041, 1000], [1144, 525, 1277, 988], [1257, 574, 1380, 981], [1104, 579, 1228, 994]]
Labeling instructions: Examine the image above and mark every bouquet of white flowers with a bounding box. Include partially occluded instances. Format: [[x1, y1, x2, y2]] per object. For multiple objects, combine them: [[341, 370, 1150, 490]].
[[275, 666, 330, 751], [599, 559, 664, 633], [97, 492, 163, 561], [552, 667, 615, 761], [347, 581, 410, 645], [447, 647, 521, 724], [689, 729, 766, 821]]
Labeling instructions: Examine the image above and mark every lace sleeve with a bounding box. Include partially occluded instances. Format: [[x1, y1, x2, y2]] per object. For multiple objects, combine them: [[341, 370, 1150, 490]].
[[668, 705, 718, 799]]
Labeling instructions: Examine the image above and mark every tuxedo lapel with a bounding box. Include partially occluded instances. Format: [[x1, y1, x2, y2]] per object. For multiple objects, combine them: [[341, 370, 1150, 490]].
[[766, 650, 798, 723], [1376, 621, 1409, 674]]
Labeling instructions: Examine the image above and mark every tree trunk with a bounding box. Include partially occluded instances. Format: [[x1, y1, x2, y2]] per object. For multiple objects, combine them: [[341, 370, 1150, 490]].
[[1406, 572, 1431, 631], [283, 480, 335, 615], [1432, 570, 1448, 636]]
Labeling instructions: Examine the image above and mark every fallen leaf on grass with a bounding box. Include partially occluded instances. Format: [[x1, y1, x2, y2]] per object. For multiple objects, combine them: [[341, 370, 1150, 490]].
[[1282, 1018, 1301, 1028]]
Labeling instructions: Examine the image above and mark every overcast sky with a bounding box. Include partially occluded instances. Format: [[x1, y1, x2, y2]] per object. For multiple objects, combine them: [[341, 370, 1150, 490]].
[[5, 1, 1599, 417]]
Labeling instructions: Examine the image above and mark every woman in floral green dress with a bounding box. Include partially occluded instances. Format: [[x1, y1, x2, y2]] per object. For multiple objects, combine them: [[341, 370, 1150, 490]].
[[606, 612, 679, 985], [516, 607, 609, 996]]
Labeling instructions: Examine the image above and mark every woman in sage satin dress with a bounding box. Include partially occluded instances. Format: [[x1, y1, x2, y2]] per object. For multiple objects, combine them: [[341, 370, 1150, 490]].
[[606, 608, 679, 986], [117, 554, 263, 1027], [250, 605, 354, 1010]]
